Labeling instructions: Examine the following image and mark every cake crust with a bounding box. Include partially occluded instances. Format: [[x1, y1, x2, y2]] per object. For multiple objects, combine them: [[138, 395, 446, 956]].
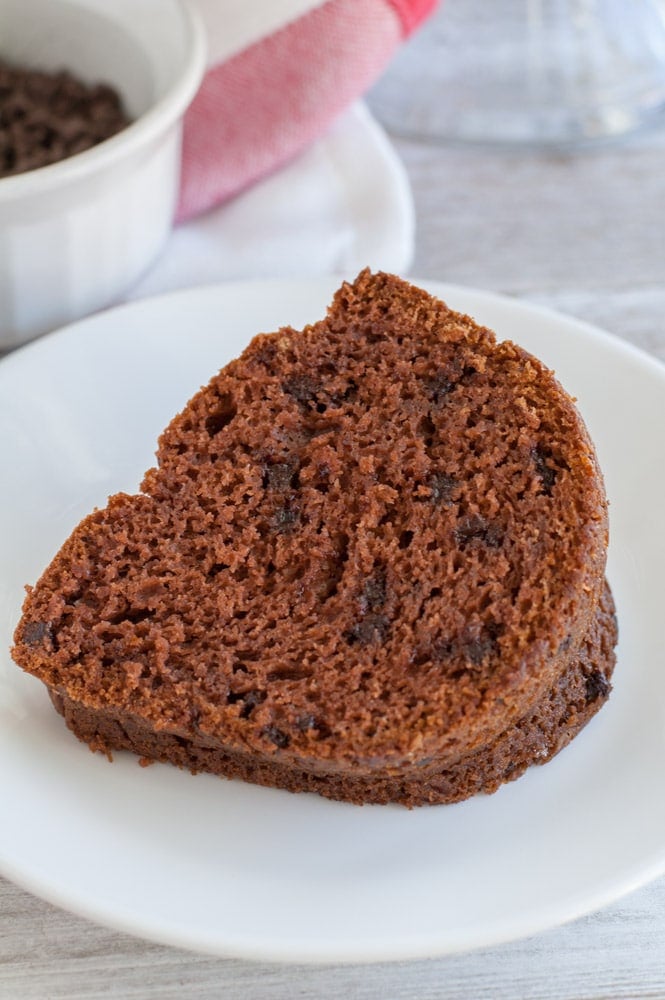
[[47, 583, 616, 806]]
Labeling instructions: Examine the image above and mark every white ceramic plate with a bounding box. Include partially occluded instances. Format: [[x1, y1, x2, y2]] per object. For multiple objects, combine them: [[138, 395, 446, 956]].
[[1, 280, 663, 963]]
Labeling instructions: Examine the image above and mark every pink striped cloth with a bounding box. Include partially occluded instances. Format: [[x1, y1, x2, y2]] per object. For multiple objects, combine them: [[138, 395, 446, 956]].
[[178, 0, 436, 221]]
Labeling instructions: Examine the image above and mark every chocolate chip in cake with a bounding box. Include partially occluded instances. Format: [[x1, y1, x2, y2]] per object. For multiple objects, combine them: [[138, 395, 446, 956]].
[[262, 725, 290, 749], [462, 623, 503, 665], [313, 462, 331, 493], [455, 515, 503, 549], [271, 501, 300, 533], [424, 371, 455, 404], [21, 620, 52, 646], [345, 613, 390, 646], [585, 668, 610, 703], [532, 445, 558, 495], [282, 374, 321, 410], [262, 459, 299, 491], [360, 570, 386, 614], [227, 689, 266, 719], [422, 472, 457, 505], [411, 638, 454, 668], [296, 714, 331, 738]]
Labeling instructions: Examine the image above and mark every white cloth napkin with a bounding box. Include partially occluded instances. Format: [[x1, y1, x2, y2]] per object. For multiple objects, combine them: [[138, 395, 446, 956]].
[[128, 101, 414, 301]]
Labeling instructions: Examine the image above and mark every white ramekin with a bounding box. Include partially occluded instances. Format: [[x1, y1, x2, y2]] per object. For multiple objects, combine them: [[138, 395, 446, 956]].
[[0, 0, 206, 349]]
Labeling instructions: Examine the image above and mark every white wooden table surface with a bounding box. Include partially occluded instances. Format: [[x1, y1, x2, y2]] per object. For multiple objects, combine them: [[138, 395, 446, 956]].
[[3, 19, 665, 1000]]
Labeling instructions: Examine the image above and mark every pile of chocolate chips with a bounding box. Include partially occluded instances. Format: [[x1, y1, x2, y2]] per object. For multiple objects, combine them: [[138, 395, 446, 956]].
[[0, 60, 131, 178]]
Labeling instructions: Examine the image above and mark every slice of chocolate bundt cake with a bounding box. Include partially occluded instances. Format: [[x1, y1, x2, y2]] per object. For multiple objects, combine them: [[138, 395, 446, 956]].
[[12, 271, 616, 806]]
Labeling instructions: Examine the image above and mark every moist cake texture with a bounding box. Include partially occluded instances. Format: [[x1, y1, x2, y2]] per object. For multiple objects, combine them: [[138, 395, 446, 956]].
[[12, 270, 616, 805]]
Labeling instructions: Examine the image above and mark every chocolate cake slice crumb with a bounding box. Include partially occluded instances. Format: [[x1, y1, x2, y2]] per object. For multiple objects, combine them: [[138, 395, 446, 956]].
[[12, 271, 615, 805]]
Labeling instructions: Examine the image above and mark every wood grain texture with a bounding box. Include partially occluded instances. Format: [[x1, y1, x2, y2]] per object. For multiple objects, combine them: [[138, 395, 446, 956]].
[[2, 871, 665, 1000], [398, 130, 665, 297], [3, 28, 665, 1000]]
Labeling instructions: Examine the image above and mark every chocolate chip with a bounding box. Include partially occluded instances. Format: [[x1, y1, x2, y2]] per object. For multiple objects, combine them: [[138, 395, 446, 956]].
[[296, 714, 331, 738], [271, 502, 300, 533], [422, 472, 457, 505], [414, 623, 502, 670], [227, 689, 266, 719], [282, 373, 358, 413], [431, 639, 455, 663], [585, 669, 610, 704], [22, 620, 52, 646], [454, 515, 503, 549], [282, 374, 321, 409], [240, 691, 266, 719], [360, 570, 386, 614], [262, 459, 299, 490], [346, 569, 390, 644], [532, 445, 558, 495], [314, 462, 331, 493], [462, 625, 502, 665], [415, 638, 454, 666], [424, 372, 455, 403], [262, 725, 290, 749], [345, 613, 390, 646]]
